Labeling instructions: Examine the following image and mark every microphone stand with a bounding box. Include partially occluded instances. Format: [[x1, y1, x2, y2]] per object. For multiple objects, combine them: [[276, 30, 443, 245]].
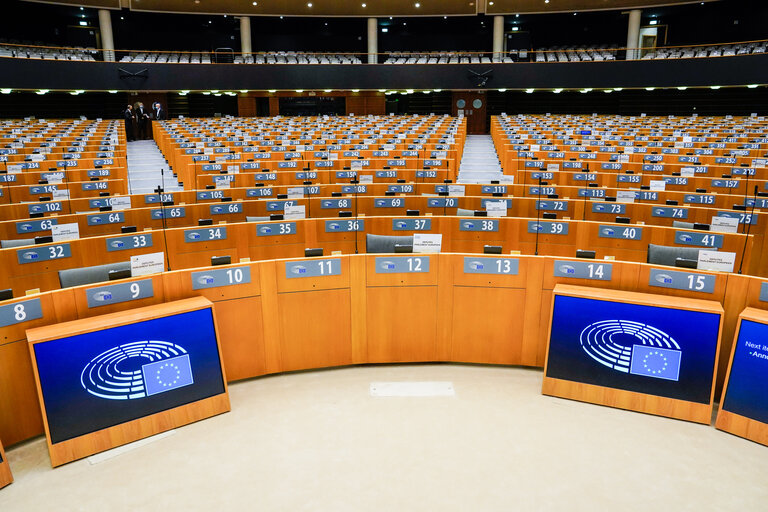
[[156, 168, 171, 271], [738, 185, 758, 274], [535, 176, 542, 256], [351, 178, 359, 254]]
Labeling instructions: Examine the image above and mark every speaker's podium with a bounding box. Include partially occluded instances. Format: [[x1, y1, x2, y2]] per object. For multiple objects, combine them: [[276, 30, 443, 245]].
[[26, 296, 230, 467]]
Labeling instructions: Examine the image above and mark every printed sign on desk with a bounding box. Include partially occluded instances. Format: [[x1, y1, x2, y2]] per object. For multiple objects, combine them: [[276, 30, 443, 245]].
[[130, 252, 164, 276]]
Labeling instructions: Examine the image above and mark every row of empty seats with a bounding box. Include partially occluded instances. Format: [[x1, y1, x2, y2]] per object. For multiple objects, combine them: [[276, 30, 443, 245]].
[[533, 45, 619, 63], [118, 51, 363, 64], [641, 42, 766, 60], [0, 39, 97, 61]]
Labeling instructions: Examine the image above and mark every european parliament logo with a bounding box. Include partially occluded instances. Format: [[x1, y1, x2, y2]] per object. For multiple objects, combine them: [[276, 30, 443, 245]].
[[80, 340, 194, 400], [579, 320, 682, 381]]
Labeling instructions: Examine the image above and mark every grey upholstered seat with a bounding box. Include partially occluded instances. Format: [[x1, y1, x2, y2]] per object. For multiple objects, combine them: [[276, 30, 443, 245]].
[[1, 238, 35, 249], [647, 244, 708, 267], [58, 261, 131, 288], [366, 234, 414, 253]]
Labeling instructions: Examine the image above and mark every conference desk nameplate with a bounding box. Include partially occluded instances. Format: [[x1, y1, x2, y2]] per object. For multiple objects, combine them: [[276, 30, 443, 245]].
[[648, 268, 716, 293], [336, 171, 357, 179], [151, 207, 186, 219], [16, 244, 71, 264], [81, 182, 108, 191], [341, 185, 367, 194], [759, 283, 768, 302], [105, 233, 154, 252], [294, 172, 317, 180], [0, 297, 42, 327], [27, 202, 63, 215], [377, 171, 399, 179], [531, 172, 555, 180], [652, 206, 689, 219], [573, 173, 598, 182], [717, 211, 758, 225], [256, 222, 296, 236], [144, 193, 175, 204], [529, 186, 557, 195], [711, 179, 740, 189], [0, 174, 17, 183], [684, 194, 716, 205], [87, 169, 111, 178], [535, 200, 569, 211], [209, 203, 243, 215], [427, 197, 459, 208], [415, 171, 437, 178], [528, 221, 569, 235], [617, 174, 641, 183], [674, 231, 723, 248], [481, 185, 507, 194], [375, 198, 406, 208], [392, 218, 431, 231], [85, 279, 154, 308], [191, 266, 251, 289], [745, 198, 768, 209], [197, 190, 227, 200], [87, 212, 125, 226], [16, 219, 59, 234], [185, 227, 227, 243], [463, 256, 519, 275], [252, 173, 277, 181], [387, 185, 413, 193], [553, 260, 612, 280], [321, 199, 352, 209], [598, 225, 643, 240], [459, 219, 499, 232], [578, 188, 606, 198], [246, 188, 273, 198], [592, 203, 626, 214], [325, 219, 364, 232], [285, 258, 342, 278], [266, 201, 299, 212], [375, 256, 430, 274]]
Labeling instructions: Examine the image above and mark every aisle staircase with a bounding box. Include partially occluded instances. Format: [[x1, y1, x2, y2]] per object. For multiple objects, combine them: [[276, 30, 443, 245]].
[[126, 140, 183, 195], [457, 135, 504, 184]]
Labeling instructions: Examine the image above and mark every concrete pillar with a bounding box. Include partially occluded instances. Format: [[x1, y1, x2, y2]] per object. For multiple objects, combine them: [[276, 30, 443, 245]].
[[98, 9, 115, 62], [493, 15, 504, 62], [240, 16, 252, 58], [626, 9, 642, 61], [367, 17, 377, 64]]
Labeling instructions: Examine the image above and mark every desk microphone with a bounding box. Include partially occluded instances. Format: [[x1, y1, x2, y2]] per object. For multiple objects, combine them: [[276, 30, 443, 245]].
[[738, 184, 758, 274], [535, 176, 542, 256]]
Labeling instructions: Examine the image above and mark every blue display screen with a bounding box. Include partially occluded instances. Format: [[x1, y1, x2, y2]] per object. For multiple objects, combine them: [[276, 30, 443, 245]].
[[721, 319, 768, 424], [34, 308, 226, 444], [546, 295, 721, 404]]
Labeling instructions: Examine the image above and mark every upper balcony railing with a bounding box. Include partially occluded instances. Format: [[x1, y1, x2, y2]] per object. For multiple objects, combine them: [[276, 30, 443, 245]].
[[0, 39, 766, 65]]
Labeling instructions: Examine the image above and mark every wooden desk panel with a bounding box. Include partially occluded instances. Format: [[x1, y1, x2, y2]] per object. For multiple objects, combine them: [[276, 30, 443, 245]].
[[366, 285, 439, 363], [0, 438, 11, 488]]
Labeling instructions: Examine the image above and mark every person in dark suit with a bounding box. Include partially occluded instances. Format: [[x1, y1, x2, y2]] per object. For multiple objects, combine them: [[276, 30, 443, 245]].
[[123, 104, 135, 142], [134, 102, 150, 140], [153, 102, 167, 121]]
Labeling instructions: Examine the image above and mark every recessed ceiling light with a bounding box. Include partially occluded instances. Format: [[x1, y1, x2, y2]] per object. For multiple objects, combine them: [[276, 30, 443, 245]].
[[512, 27, 519, 31], [378, 89, 386, 92], [296, 89, 304, 93], [650, 20, 658, 25], [645, 87, 656, 91], [268, 89, 276, 93], [79, 21, 87, 26], [498, 88, 507, 92], [253, 2, 257, 5], [1, 89, 12, 94], [677, 86, 687, 90], [613, 88, 622, 92], [747, 84, 759, 88], [516, 14, 519, 18], [324, 89, 332, 92], [415, 2, 420, 7], [240, 90, 248, 93], [545, 0, 549, 3], [552, 88, 563, 93], [525, 89, 534, 93], [489, 1, 494, 4], [307, 2, 312, 7], [710, 85, 721, 89], [433, 89, 442, 92], [362, 3, 366, 7], [352, 89, 360, 92]]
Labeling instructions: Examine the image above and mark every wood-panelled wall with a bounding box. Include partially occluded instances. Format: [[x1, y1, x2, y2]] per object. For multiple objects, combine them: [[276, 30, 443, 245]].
[[237, 91, 385, 117]]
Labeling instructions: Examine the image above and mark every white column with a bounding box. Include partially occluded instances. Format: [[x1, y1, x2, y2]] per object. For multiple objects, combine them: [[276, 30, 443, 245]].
[[626, 9, 642, 61], [98, 9, 115, 62], [240, 16, 252, 58], [367, 17, 377, 64], [493, 15, 504, 62]]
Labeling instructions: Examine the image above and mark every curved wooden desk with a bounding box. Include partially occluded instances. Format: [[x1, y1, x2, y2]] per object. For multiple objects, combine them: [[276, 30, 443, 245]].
[[0, 438, 11, 488], [1, 252, 766, 447]]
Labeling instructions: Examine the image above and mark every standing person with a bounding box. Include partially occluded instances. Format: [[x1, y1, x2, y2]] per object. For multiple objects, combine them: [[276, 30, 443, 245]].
[[135, 102, 150, 140], [123, 104, 135, 142], [153, 102, 167, 120]]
